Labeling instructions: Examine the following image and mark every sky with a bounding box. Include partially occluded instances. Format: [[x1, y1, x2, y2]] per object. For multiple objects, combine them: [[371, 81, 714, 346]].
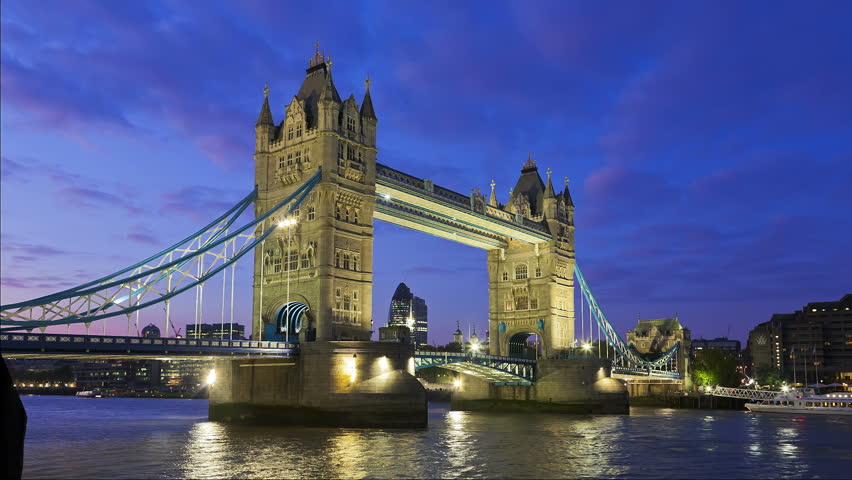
[[1, 1, 851, 345]]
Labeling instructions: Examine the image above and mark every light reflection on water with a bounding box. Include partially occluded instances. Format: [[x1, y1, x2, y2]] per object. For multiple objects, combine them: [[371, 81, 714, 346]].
[[20, 396, 852, 479]]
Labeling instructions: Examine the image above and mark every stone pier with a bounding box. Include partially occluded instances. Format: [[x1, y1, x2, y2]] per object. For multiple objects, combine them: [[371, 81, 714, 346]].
[[209, 341, 427, 428], [451, 358, 629, 414]]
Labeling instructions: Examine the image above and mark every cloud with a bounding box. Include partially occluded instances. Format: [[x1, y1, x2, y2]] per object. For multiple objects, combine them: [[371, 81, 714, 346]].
[[56, 187, 142, 215], [127, 232, 160, 246], [159, 185, 245, 222]]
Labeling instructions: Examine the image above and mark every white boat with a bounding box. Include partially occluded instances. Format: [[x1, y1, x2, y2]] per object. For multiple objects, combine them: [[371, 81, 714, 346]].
[[745, 389, 852, 415], [75, 389, 103, 398]]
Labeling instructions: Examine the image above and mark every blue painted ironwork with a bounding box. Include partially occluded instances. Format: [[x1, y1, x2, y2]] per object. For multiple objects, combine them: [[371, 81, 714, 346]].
[[574, 263, 681, 376], [0, 333, 298, 358], [415, 351, 536, 384], [275, 302, 309, 336], [0, 168, 322, 332]]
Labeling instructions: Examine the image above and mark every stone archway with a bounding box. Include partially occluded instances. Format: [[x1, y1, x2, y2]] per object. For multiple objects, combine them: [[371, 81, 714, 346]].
[[506, 331, 546, 359], [262, 294, 314, 342]]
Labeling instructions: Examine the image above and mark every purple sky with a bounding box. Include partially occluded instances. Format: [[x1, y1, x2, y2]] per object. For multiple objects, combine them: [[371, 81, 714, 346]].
[[2, 1, 850, 344]]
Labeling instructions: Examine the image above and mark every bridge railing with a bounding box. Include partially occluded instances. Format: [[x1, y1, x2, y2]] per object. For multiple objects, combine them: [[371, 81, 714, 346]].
[[706, 386, 780, 401], [415, 350, 537, 365], [0, 333, 298, 355]]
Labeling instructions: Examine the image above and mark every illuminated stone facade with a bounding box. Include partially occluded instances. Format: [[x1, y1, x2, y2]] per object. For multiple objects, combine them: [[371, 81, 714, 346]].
[[487, 158, 576, 357], [252, 47, 377, 341]]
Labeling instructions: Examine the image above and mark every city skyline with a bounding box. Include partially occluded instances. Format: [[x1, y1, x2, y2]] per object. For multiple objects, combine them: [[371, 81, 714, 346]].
[[2, 1, 852, 345]]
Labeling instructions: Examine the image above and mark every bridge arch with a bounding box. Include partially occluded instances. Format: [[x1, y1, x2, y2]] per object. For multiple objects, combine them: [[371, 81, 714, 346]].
[[505, 330, 546, 359], [263, 294, 314, 342]]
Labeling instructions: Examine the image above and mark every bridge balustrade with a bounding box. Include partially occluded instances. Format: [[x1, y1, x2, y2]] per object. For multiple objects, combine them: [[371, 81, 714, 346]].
[[0, 333, 298, 358]]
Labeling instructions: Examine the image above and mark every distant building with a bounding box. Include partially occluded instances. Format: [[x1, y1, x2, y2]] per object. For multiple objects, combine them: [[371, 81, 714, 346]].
[[453, 322, 464, 345], [378, 325, 411, 343], [747, 294, 852, 384], [141, 323, 161, 338], [626, 316, 691, 380], [692, 337, 741, 359], [387, 282, 428, 347], [186, 323, 245, 340], [76, 359, 209, 394]]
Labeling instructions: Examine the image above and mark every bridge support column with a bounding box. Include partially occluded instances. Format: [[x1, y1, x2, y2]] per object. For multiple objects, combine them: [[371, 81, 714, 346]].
[[209, 341, 426, 427], [450, 358, 628, 414]]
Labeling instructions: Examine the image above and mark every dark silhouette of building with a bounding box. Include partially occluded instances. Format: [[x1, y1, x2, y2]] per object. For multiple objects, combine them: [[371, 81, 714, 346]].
[[748, 294, 852, 384], [692, 337, 741, 359], [186, 323, 245, 340], [387, 282, 428, 347], [141, 323, 161, 338]]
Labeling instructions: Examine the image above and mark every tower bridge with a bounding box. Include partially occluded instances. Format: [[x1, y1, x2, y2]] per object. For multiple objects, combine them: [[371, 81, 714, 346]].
[[1, 46, 684, 425]]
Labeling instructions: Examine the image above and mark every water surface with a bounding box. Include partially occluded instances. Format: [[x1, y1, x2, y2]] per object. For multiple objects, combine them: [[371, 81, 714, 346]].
[[21, 396, 852, 479]]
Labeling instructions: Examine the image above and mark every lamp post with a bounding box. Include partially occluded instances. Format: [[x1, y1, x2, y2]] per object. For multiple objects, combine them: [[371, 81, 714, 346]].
[[278, 218, 297, 342]]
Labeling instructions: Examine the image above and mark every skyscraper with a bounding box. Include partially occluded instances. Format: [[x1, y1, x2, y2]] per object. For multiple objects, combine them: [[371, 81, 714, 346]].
[[387, 282, 428, 347]]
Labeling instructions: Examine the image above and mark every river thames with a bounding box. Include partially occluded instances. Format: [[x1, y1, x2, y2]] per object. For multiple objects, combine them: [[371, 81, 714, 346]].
[[19, 396, 851, 479]]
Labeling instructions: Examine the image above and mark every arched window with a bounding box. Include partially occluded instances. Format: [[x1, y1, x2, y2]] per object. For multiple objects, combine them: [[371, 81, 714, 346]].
[[515, 293, 529, 310], [353, 209, 359, 224], [515, 264, 528, 280]]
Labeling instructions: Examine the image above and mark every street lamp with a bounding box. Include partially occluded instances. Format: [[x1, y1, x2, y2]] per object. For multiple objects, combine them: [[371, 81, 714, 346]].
[[278, 217, 297, 342]]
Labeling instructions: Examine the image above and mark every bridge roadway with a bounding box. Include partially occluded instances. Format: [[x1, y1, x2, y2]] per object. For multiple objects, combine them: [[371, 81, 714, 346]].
[[0, 333, 298, 360], [374, 163, 552, 250]]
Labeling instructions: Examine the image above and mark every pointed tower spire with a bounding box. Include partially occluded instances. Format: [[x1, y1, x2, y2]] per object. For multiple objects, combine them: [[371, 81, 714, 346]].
[[360, 73, 377, 119], [256, 83, 274, 127], [563, 176, 574, 207], [488, 179, 498, 206], [544, 167, 555, 198]]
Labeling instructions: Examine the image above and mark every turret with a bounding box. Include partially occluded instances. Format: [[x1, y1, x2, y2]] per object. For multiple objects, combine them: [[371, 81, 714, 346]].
[[255, 84, 275, 153], [360, 74, 377, 146], [543, 167, 557, 220], [488, 179, 498, 207]]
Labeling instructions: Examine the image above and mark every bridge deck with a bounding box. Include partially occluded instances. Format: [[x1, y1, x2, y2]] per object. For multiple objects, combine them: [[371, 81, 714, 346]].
[[375, 163, 552, 249], [0, 333, 298, 359]]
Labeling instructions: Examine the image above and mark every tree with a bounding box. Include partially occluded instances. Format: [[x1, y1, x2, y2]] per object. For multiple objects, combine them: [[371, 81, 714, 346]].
[[691, 348, 741, 387], [754, 366, 785, 388]]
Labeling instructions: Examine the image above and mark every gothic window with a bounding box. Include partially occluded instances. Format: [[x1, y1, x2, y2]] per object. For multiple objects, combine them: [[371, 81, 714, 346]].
[[347, 117, 356, 132], [278, 156, 285, 169], [284, 245, 298, 271], [296, 124, 302, 137], [335, 250, 341, 268], [515, 264, 528, 280], [271, 256, 282, 274], [352, 254, 359, 272], [347, 146, 355, 160], [343, 252, 351, 270], [336, 288, 341, 298], [353, 291, 358, 300], [353, 209, 359, 224], [287, 153, 293, 166], [304, 149, 311, 164], [530, 298, 539, 310], [535, 266, 542, 278], [343, 294, 351, 315], [356, 150, 362, 162], [515, 293, 529, 310], [336, 204, 343, 220], [346, 206, 352, 223], [338, 143, 344, 160], [504, 295, 514, 311], [293, 208, 300, 220], [287, 126, 294, 140], [306, 245, 316, 267], [295, 150, 301, 163], [502, 272, 508, 281], [301, 251, 309, 269], [307, 205, 316, 221]]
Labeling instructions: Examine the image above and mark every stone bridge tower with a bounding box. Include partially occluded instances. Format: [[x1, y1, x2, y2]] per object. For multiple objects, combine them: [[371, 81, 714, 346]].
[[487, 156, 576, 358], [252, 46, 377, 341]]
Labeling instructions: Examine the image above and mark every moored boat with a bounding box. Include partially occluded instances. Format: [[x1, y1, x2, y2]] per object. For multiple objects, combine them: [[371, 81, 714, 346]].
[[745, 389, 852, 415]]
